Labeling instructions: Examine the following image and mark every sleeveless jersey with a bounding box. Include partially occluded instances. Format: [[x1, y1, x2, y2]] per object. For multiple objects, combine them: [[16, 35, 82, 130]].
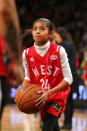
[[0, 36, 6, 76], [25, 41, 70, 118]]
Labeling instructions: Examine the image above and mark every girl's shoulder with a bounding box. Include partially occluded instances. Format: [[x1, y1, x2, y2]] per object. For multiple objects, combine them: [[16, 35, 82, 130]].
[[50, 41, 67, 58], [24, 45, 34, 53], [50, 41, 66, 54]]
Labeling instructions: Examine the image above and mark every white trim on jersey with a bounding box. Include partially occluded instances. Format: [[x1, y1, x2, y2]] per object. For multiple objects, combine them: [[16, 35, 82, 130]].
[[56, 45, 59, 52], [26, 48, 29, 54]]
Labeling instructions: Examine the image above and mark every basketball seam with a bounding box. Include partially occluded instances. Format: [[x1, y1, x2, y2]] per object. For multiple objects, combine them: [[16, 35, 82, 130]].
[[16, 84, 34, 104], [18, 85, 40, 109], [21, 96, 40, 109], [15, 84, 34, 105]]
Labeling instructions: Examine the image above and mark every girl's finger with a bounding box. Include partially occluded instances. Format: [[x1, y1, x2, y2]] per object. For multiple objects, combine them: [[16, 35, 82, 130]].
[[35, 95, 43, 103], [38, 101, 46, 109], [36, 100, 43, 107], [37, 90, 43, 94]]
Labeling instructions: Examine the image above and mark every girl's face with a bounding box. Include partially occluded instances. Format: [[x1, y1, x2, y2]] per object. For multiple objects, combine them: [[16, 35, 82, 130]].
[[32, 21, 52, 46], [54, 32, 62, 44]]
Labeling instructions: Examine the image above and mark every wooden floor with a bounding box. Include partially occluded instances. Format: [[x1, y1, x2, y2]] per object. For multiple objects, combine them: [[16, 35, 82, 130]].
[[1, 104, 87, 131]]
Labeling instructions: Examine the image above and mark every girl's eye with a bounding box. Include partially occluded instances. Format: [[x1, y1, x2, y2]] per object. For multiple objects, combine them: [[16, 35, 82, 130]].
[[40, 27, 45, 30], [32, 26, 46, 31], [33, 27, 37, 31]]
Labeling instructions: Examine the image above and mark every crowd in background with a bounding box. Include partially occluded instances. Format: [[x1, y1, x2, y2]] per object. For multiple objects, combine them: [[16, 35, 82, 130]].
[[16, 0, 87, 50]]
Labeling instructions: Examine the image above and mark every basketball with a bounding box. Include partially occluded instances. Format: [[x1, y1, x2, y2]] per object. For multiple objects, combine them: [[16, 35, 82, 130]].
[[15, 84, 42, 114]]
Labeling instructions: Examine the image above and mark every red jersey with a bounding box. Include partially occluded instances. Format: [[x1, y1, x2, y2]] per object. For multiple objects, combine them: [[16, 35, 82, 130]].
[[0, 36, 6, 76], [25, 42, 70, 119]]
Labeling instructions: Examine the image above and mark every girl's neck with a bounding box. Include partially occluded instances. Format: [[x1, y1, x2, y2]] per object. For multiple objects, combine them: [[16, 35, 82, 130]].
[[35, 41, 48, 46], [34, 41, 50, 56]]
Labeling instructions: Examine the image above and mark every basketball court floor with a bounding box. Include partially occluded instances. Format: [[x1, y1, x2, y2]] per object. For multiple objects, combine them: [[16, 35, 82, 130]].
[[1, 104, 87, 131]]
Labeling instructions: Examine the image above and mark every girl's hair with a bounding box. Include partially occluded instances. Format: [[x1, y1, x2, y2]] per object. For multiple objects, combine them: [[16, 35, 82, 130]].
[[32, 18, 54, 32], [21, 28, 34, 49], [56, 27, 74, 45]]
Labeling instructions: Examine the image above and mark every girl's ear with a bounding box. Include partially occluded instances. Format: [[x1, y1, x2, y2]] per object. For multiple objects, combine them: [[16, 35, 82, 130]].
[[49, 31, 54, 40]]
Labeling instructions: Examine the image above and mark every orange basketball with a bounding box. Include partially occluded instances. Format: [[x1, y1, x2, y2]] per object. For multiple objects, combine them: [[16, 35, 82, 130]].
[[15, 84, 42, 114]]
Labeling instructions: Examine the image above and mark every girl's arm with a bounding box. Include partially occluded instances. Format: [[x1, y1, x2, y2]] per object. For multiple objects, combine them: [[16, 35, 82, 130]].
[[22, 50, 30, 82], [50, 46, 73, 95], [22, 79, 30, 86], [50, 80, 69, 96]]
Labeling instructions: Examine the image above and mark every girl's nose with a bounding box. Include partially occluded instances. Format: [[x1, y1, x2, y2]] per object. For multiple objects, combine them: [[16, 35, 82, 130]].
[[36, 28, 40, 33]]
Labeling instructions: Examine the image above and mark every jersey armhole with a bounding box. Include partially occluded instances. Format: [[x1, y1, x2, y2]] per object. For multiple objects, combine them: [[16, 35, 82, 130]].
[[25, 48, 29, 58], [56, 45, 62, 69]]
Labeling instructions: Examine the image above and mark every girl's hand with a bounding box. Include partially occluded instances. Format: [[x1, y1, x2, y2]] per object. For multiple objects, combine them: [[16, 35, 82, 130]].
[[35, 90, 49, 110]]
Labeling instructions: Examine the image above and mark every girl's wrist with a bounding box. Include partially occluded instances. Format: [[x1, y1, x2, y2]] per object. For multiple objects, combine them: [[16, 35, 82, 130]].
[[47, 90, 52, 97]]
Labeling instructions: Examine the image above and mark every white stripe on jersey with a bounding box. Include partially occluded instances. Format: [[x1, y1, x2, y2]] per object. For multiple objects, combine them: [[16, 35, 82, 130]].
[[26, 48, 29, 54], [56, 45, 59, 52]]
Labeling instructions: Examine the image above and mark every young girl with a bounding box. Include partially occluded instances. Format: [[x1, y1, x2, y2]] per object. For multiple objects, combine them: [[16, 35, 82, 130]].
[[22, 18, 73, 131]]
